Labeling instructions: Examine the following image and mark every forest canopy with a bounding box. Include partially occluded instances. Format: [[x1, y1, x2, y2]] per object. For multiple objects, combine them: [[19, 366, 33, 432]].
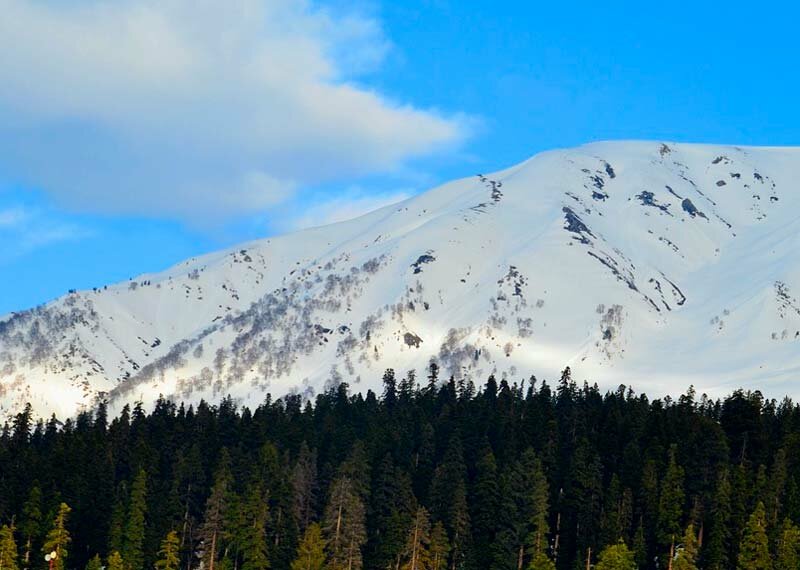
[[1, 366, 799, 570]]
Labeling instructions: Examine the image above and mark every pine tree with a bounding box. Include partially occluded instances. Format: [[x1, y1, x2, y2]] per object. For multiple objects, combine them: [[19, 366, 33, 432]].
[[470, 443, 499, 569], [239, 486, 270, 570], [527, 455, 550, 558], [199, 452, 233, 570], [672, 524, 698, 570], [368, 456, 415, 570], [290, 523, 325, 570], [429, 522, 450, 570], [657, 446, 685, 554], [107, 552, 125, 570], [400, 508, 432, 570], [0, 524, 18, 570], [428, 436, 470, 570], [705, 467, 732, 570], [108, 483, 128, 556], [154, 531, 181, 570], [526, 553, 555, 570], [122, 469, 147, 570], [19, 485, 42, 570], [84, 555, 102, 570], [737, 502, 772, 570], [594, 541, 636, 570], [322, 476, 367, 570], [42, 503, 71, 570], [775, 518, 800, 570], [292, 443, 318, 534]]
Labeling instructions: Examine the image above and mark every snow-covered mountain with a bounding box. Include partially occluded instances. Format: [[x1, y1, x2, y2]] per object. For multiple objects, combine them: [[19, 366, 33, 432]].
[[3, 141, 800, 419]]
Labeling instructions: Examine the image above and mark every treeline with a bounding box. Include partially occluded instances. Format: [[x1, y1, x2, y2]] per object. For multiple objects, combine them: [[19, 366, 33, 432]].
[[1, 366, 800, 570]]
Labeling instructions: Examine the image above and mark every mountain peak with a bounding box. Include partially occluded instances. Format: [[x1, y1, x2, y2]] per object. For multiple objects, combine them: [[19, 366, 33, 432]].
[[3, 141, 800, 419]]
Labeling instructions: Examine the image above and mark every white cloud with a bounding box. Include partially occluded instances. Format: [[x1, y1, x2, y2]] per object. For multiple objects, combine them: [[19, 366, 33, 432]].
[[0, 206, 88, 260], [286, 188, 412, 231], [0, 207, 30, 228], [0, 0, 467, 225]]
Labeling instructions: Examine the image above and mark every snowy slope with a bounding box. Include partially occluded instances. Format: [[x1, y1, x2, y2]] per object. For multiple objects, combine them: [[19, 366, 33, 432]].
[[2, 141, 800, 419]]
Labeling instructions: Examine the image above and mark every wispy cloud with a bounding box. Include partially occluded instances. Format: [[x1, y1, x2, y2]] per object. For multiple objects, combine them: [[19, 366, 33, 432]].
[[285, 189, 413, 231], [0, 205, 88, 261], [0, 0, 469, 226]]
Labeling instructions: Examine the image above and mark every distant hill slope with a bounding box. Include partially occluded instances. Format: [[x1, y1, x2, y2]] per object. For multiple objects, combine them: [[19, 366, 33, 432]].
[[3, 141, 800, 419]]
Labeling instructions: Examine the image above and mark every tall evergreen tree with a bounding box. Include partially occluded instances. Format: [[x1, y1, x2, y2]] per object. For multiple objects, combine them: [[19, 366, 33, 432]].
[[400, 508, 432, 570], [154, 531, 180, 570], [428, 436, 470, 570], [107, 552, 124, 570], [122, 469, 147, 570], [657, 446, 685, 555], [0, 524, 19, 570], [199, 452, 233, 570], [525, 554, 555, 570], [429, 523, 450, 570], [19, 486, 42, 570], [594, 541, 636, 570], [672, 524, 699, 570], [290, 523, 325, 570], [239, 486, 270, 570], [322, 476, 366, 570], [292, 444, 318, 534], [775, 518, 800, 570], [705, 467, 732, 570], [84, 555, 102, 570], [470, 443, 499, 569], [527, 455, 550, 559], [42, 503, 71, 570], [737, 502, 772, 570]]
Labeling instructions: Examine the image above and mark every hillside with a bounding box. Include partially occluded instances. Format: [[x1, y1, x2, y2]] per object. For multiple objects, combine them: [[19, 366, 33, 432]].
[[2, 140, 800, 419]]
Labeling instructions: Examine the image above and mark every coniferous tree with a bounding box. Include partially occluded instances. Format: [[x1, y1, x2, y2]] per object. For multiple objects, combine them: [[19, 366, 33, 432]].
[[737, 502, 772, 570], [0, 524, 18, 570], [290, 523, 325, 570], [705, 467, 732, 570], [470, 443, 499, 569], [84, 555, 102, 570], [368, 455, 415, 569], [429, 436, 470, 570], [108, 483, 128, 556], [400, 508, 432, 570], [154, 531, 180, 570], [122, 469, 147, 570], [527, 454, 550, 560], [631, 522, 646, 569], [429, 523, 450, 570], [199, 452, 233, 570], [322, 476, 366, 570], [292, 444, 318, 534], [657, 446, 685, 556], [672, 524, 699, 570], [19, 486, 42, 570], [525, 553, 555, 570], [775, 518, 800, 570], [239, 486, 270, 570], [107, 552, 125, 570], [42, 503, 71, 570], [594, 541, 636, 570]]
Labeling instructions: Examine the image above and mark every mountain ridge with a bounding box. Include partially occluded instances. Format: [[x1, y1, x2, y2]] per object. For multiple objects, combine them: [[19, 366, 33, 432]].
[[3, 140, 800, 419]]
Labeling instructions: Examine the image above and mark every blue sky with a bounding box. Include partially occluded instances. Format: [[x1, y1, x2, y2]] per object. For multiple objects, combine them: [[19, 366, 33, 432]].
[[1, 0, 798, 314]]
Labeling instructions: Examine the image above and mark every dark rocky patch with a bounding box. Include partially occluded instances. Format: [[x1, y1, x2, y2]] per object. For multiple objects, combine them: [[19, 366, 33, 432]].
[[403, 332, 423, 348], [411, 254, 436, 274], [636, 191, 671, 214], [562, 207, 595, 244], [682, 198, 708, 219]]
